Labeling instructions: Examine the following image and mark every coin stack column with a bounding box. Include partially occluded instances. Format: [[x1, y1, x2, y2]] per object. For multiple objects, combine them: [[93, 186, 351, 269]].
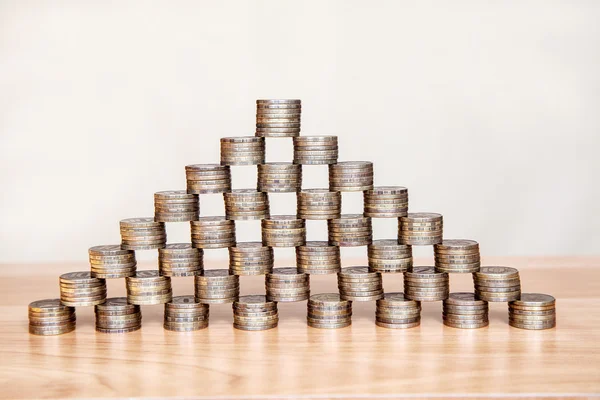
[[508, 293, 556, 330]]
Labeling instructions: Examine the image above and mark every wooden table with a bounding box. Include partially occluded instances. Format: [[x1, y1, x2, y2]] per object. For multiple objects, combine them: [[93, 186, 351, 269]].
[[1, 257, 599, 399]]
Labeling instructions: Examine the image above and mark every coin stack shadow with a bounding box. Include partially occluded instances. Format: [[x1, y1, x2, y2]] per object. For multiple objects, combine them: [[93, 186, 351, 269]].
[[307, 293, 352, 329], [95, 298, 142, 334], [164, 295, 209, 332], [233, 295, 279, 331], [375, 293, 421, 329]]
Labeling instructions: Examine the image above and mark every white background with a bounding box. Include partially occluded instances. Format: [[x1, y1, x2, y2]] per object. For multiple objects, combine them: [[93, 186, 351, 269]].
[[1, 0, 599, 263]]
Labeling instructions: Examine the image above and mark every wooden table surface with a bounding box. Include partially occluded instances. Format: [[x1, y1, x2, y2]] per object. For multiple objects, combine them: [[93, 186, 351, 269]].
[[1, 257, 599, 399]]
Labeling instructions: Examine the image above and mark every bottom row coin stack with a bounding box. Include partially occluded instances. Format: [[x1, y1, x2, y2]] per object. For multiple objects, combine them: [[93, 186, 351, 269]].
[[95, 298, 142, 333], [508, 293, 556, 330], [442, 292, 489, 329], [164, 295, 209, 331], [29, 299, 76, 336], [307, 293, 352, 329], [233, 295, 278, 331], [375, 293, 421, 328]]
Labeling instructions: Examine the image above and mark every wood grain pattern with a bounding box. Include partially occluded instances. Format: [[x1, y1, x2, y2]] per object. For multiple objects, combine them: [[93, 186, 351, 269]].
[[0, 257, 598, 399]]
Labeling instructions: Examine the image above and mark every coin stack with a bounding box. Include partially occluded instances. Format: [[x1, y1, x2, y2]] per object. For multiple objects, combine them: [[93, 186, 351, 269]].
[[233, 295, 278, 331], [126, 270, 173, 305], [59, 272, 107, 307], [88, 245, 136, 279], [164, 295, 210, 332], [195, 269, 240, 304], [224, 189, 270, 220], [266, 267, 310, 302], [95, 297, 142, 334], [375, 293, 421, 329], [297, 189, 341, 220], [367, 240, 412, 273], [509, 293, 556, 330], [220, 136, 265, 165], [185, 164, 231, 194], [296, 241, 341, 275], [473, 267, 521, 302], [120, 217, 166, 250], [338, 266, 384, 301], [443, 292, 489, 329], [28, 299, 76, 336], [257, 162, 302, 193], [364, 186, 408, 218], [403, 267, 449, 301], [328, 214, 372, 247], [307, 293, 352, 329], [255, 99, 301, 137], [293, 135, 338, 165], [158, 243, 203, 277], [434, 239, 480, 273], [228, 242, 274, 276], [190, 217, 236, 249], [329, 161, 374, 192], [399, 213, 443, 246], [262, 215, 306, 247], [154, 190, 199, 222]]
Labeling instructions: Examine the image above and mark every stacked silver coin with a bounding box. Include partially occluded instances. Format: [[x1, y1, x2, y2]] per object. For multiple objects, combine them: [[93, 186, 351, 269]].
[[399, 213, 443, 246], [262, 215, 306, 247], [126, 270, 173, 305], [367, 240, 412, 273], [443, 292, 489, 329], [255, 99, 301, 137], [404, 267, 449, 301], [120, 217, 166, 250], [233, 295, 279, 331], [228, 242, 273, 276], [29, 299, 76, 336], [257, 162, 302, 192], [293, 135, 338, 165], [364, 186, 408, 218], [329, 161, 374, 192], [60, 272, 107, 307], [474, 267, 521, 302], [375, 293, 421, 329], [434, 239, 480, 273], [195, 269, 239, 304], [509, 293, 556, 330], [328, 214, 372, 247], [158, 243, 203, 277], [224, 189, 270, 220], [95, 297, 142, 334], [338, 266, 384, 301], [154, 190, 199, 222], [185, 164, 231, 194], [297, 189, 341, 220], [164, 295, 209, 332], [190, 217, 236, 249], [220, 136, 265, 165], [266, 267, 310, 302], [89, 245, 136, 279], [307, 293, 352, 329], [296, 241, 341, 275]]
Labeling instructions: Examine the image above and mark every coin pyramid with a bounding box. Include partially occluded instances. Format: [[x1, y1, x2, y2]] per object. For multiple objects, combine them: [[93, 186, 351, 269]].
[[28, 99, 556, 334]]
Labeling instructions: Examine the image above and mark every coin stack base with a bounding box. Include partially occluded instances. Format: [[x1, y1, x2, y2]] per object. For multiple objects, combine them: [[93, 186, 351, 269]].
[[255, 99, 301, 137], [60, 272, 107, 307], [338, 266, 384, 301], [185, 164, 231, 194], [159, 243, 203, 277], [364, 186, 408, 218], [120, 217, 166, 250], [262, 215, 306, 248], [509, 293, 556, 330], [307, 293, 352, 329], [329, 161, 374, 192], [297, 189, 341, 220], [195, 269, 240, 304], [233, 295, 278, 331], [434, 239, 480, 273], [399, 213, 443, 246], [443, 292, 489, 329], [473, 267, 521, 302], [266, 267, 310, 302], [328, 214, 372, 247], [257, 162, 302, 193], [89, 245, 136, 279], [220, 136, 265, 165], [224, 189, 270, 220], [368, 240, 412, 273], [293, 135, 338, 165], [29, 299, 76, 336], [164, 295, 209, 332], [376, 293, 421, 329], [296, 241, 341, 275], [191, 217, 236, 249], [95, 298, 142, 334], [228, 242, 273, 276], [126, 270, 173, 305], [404, 267, 449, 302]]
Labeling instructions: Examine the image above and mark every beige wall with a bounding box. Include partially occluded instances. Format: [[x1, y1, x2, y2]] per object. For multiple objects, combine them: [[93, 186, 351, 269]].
[[1, 0, 599, 263]]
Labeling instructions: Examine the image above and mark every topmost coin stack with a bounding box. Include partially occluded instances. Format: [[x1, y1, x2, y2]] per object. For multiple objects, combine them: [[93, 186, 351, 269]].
[[28, 99, 556, 336]]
